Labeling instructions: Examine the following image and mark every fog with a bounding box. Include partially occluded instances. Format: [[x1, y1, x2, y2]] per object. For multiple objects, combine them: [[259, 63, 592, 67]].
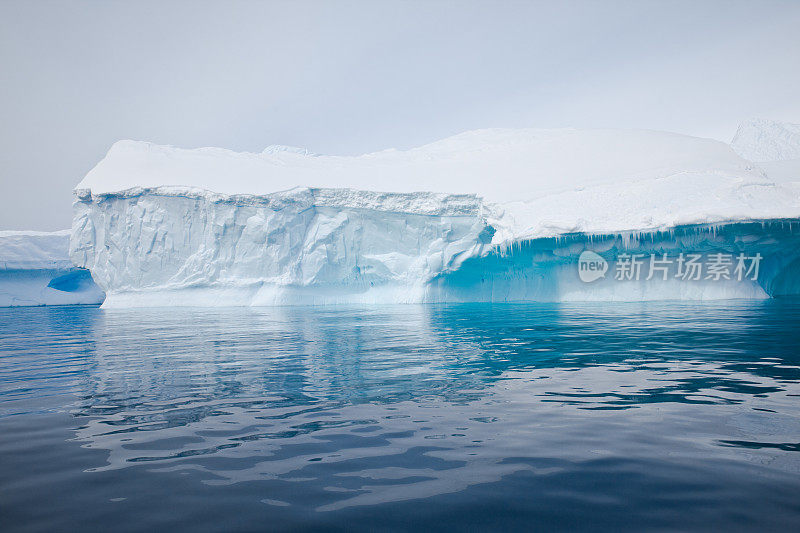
[[2, 0, 799, 230]]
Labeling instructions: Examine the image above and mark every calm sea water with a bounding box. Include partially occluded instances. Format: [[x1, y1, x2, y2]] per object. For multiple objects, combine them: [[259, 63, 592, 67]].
[[1, 302, 800, 532]]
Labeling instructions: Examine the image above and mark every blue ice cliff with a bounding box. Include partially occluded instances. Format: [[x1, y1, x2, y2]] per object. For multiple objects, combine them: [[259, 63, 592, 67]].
[[67, 125, 800, 307]]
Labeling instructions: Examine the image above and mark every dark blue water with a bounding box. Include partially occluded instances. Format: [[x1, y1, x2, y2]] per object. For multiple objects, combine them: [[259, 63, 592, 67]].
[[1, 302, 800, 532]]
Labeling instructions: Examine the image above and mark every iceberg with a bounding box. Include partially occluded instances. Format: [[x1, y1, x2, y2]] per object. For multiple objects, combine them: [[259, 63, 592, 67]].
[[731, 119, 800, 198], [731, 118, 800, 162], [70, 128, 800, 306], [0, 230, 104, 307]]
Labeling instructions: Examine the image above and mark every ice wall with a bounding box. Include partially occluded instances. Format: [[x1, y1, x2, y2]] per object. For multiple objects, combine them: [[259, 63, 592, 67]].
[[430, 221, 800, 302], [0, 231, 104, 307], [71, 183, 800, 305], [71, 187, 492, 307]]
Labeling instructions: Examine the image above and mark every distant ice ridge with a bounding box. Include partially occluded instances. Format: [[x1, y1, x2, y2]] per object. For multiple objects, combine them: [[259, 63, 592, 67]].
[[0, 231, 104, 306], [731, 118, 800, 162], [730, 119, 800, 191], [71, 127, 800, 306]]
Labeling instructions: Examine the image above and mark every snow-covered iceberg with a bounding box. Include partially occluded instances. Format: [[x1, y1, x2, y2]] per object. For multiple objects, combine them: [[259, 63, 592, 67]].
[[731, 118, 800, 162], [731, 119, 800, 200], [1, 231, 104, 307], [71, 127, 800, 306]]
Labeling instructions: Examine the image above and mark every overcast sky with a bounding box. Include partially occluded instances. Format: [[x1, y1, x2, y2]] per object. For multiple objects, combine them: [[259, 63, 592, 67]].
[[2, 0, 799, 230]]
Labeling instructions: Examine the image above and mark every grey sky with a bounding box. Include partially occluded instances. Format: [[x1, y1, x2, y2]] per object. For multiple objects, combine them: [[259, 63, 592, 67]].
[[2, 0, 799, 230]]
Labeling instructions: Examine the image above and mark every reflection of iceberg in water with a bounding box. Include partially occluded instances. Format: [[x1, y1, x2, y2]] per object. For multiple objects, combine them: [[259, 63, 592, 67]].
[[70, 304, 800, 510]]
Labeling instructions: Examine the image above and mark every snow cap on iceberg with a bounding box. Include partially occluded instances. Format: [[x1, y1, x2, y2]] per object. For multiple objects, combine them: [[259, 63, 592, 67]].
[[78, 128, 759, 204], [74, 128, 799, 239]]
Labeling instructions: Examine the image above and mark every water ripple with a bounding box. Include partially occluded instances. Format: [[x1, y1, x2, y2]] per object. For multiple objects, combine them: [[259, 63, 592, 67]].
[[1, 301, 800, 530]]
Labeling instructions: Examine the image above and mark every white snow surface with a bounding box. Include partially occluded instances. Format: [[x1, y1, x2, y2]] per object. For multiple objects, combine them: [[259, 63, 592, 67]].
[[76, 128, 800, 241], [756, 159, 800, 184], [731, 118, 800, 162]]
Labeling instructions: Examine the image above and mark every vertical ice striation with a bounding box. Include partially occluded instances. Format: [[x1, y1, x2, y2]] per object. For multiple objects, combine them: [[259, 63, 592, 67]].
[[71, 187, 492, 306]]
